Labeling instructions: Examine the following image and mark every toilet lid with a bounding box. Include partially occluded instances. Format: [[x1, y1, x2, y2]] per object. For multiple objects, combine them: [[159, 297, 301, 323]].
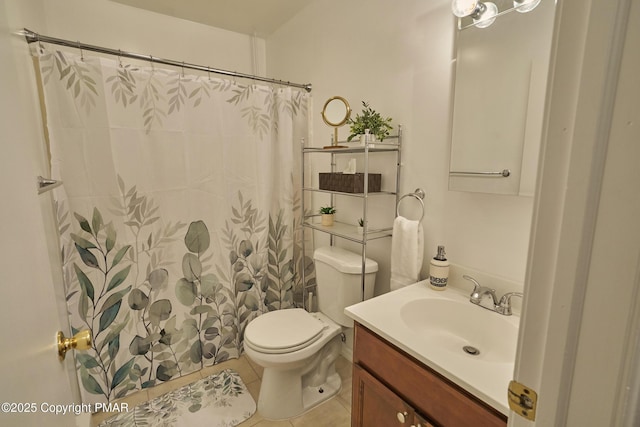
[[245, 309, 325, 354]]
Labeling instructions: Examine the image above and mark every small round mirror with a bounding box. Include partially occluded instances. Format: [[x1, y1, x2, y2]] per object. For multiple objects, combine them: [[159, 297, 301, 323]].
[[321, 96, 351, 148], [322, 96, 351, 127]]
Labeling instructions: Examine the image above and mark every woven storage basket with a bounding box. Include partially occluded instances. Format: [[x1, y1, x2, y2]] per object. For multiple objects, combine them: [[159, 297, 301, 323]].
[[318, 173, 381, 193]]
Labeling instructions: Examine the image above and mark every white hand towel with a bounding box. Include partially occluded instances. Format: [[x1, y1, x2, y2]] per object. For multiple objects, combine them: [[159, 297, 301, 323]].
[[390, 216, 424, 291]]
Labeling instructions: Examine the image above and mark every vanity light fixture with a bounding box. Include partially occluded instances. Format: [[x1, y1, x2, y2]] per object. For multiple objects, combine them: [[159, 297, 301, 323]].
[[472, 2, 498, 28], [451, 0, 498, 28], [453, 0, 542, 29], [513, 0, 541, 13], [451, 0, 482, 17]]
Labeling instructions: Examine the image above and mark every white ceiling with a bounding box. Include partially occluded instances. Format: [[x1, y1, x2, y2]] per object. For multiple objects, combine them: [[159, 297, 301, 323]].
[[110, 0, 316, 37]]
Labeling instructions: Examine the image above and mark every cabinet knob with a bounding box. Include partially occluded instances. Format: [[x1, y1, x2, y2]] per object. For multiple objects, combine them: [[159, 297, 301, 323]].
[[397, 411, 408, 423]]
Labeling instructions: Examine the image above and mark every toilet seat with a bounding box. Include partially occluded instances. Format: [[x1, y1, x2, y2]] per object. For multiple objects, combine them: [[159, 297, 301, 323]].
[[244, 309, 326, 354]]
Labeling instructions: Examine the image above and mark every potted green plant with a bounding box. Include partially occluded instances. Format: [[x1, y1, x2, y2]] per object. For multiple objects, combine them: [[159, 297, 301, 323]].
[[357, 218, 365, 234], [320, 206, 336, 226], [347, 101, 393, 143]]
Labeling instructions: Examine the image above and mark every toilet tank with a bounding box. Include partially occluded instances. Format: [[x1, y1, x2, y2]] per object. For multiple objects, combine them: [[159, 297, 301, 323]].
[[313, 246, 378, 327]]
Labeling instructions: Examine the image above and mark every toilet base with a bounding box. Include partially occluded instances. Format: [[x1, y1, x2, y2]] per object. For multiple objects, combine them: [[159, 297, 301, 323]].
[[301, 371, 341, 413], [257, 369, 342, 420], [254, 334, 343, 420]]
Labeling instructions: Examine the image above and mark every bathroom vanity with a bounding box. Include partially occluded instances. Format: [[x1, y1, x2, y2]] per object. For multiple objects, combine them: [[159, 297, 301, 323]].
[[352, 323, 506, 427], [345, 282, 517, 427]]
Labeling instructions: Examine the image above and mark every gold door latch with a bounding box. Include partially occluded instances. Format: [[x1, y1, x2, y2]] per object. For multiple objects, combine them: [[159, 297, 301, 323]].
[[508, 380, 537, 421], [57, 330, 92, 361]]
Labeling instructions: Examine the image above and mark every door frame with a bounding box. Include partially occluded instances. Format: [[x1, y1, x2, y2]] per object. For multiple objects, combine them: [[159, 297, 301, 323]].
[[511, 0, 638, 425]]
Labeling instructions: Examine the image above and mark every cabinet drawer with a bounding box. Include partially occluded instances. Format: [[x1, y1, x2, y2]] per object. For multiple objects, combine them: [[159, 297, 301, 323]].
[[354, 323, 507, 427]]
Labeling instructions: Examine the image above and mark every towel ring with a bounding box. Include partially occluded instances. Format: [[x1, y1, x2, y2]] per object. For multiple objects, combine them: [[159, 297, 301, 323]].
[[396, 188, 426, 224]]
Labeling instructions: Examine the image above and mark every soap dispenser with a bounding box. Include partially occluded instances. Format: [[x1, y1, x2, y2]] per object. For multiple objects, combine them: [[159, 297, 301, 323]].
[[429, 245, 449, 291]]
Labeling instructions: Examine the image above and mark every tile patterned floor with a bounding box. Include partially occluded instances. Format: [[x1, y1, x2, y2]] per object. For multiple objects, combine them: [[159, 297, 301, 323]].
[[91, 355, 352, 427]]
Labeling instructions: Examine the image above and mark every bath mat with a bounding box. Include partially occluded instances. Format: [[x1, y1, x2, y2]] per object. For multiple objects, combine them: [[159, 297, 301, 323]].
[[98, 369, 256, 427]]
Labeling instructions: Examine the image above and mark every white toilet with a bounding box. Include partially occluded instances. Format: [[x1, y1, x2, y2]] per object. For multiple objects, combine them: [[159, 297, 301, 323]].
[[243, 246, 378, 420]]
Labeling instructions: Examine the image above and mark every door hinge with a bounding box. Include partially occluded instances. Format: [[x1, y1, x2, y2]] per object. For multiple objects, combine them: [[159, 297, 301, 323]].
[[508, 380, 537, 421]]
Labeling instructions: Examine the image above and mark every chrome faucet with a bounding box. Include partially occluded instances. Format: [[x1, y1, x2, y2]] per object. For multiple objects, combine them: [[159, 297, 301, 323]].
[[463, 275, 522, 316], [463, 275, 498, 306], [496, 292, 523, 316]]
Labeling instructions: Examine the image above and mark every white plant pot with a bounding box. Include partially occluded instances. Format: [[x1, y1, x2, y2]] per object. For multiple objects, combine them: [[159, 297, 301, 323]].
[[357, 226, 364, 234], [359, 134, 378, 145]]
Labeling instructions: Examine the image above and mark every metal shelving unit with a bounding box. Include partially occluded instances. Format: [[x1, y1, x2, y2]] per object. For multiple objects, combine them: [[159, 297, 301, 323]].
[[300, 125, 402, 309]]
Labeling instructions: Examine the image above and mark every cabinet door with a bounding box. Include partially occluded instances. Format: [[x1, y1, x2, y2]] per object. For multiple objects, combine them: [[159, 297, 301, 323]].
[[413, 412, 437, 427], [352, 364, 415, 427]]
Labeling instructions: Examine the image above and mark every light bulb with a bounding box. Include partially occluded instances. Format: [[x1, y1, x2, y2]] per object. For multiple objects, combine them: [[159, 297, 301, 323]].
[[473, 2, 498, 28], [514, 0, 542, 13], [452, 0, 479, 17]]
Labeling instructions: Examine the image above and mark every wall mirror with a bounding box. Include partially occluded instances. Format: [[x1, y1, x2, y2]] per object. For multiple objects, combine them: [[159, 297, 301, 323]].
[[449, 0, 555, 196], [321, 96, 351, 148]]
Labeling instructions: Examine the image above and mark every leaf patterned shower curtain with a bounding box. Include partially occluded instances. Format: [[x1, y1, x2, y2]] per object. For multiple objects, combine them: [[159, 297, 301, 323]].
[[33, 45, 313, 405]]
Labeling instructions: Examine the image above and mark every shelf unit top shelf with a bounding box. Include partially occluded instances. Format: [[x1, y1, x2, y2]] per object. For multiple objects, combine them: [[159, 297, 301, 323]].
[[303, 135, 400, 153], [303, 145, 399, 153]]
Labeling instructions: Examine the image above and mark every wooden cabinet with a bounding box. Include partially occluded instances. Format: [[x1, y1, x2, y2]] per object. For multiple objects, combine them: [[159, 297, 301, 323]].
[[351, 323, 507, 427], [414, 412, 436, 427], [352, 364, 435, 427]]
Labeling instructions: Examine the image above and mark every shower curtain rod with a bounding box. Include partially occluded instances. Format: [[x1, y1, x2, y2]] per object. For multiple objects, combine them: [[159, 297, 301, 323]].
[[20, 28, 312, 92]]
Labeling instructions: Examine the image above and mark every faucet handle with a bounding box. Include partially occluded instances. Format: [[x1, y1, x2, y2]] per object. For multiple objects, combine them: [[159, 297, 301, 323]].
[[497, 292, 523, 315], [463, 275, 486, 304], [463, 275, 481, 292]]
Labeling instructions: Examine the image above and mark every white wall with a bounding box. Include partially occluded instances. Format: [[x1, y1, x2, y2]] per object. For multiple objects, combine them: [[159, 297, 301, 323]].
[[267, 0, 534, 294], [5, 0, 261, 73]]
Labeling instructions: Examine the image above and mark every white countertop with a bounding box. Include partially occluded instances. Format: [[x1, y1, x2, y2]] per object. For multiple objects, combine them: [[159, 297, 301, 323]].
[[344, 281, 519, 415]]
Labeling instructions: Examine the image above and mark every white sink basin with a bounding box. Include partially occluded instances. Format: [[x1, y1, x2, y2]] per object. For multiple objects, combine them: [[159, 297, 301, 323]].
[[344, 281, 521, 415], [400, 297, 518, 364]]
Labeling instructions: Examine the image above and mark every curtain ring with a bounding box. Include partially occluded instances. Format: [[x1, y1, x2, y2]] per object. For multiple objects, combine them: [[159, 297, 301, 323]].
[[117, 49, 123, 68], [149, 55, 154, 73], [77, 41, 84, 61], [207, 66, 211, 81], [36, 33, 44, 54], [181, 61, 185, 78]]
